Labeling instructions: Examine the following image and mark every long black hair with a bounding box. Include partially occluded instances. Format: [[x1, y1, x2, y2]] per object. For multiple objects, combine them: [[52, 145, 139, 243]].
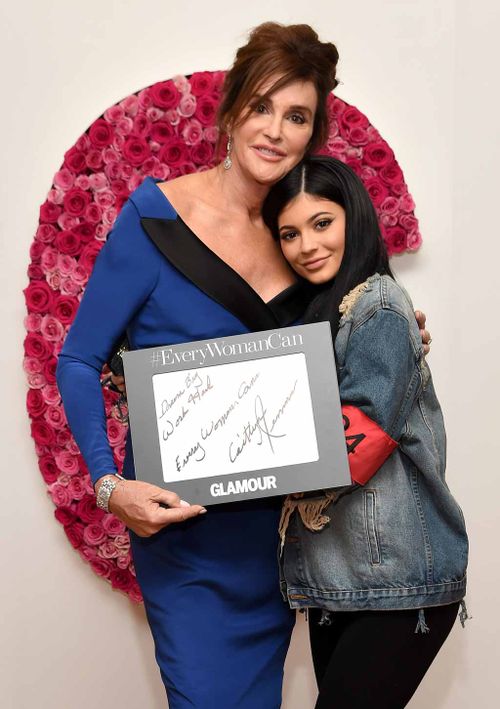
[[262, 156, 393, 337]]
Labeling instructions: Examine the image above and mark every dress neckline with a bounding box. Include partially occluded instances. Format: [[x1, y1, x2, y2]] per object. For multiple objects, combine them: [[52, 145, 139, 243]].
[[147, 177, 298, 307]]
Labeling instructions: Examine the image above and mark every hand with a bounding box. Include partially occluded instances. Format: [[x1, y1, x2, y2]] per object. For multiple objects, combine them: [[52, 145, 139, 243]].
[[96, 477, 206, 537], [102, 363, 127, 395], [414, 310, 432, 356]]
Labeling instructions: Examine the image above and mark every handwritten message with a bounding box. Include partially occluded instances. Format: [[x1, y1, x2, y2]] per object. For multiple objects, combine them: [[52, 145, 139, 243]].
[[151, 353, 319, 483]]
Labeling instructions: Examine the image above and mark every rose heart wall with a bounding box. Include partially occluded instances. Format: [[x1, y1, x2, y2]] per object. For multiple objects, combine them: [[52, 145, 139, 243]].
[[2, 1, 499, 708]]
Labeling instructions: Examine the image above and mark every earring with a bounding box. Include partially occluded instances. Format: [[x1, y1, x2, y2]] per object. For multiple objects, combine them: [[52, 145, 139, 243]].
[[223, 135, 233, 170]]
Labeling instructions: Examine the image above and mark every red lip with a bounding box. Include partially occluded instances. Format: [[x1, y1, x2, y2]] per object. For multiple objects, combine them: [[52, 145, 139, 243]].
[[252, 144, 287, 157]]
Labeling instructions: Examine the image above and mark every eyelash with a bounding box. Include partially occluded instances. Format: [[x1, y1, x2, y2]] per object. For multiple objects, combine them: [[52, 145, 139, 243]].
[[253, 104, 306, 124], [280, 219, 333, 241]]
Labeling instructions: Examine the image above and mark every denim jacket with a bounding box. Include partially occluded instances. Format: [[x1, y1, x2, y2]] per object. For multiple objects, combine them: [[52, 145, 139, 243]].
[[280, 274, 468, 612]]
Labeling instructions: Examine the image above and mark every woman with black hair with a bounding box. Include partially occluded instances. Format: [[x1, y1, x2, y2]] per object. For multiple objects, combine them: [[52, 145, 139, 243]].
[[263, 156, 468, 709]]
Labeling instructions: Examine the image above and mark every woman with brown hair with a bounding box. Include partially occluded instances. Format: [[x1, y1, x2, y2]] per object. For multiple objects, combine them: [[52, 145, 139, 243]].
[[57, 21, 429, 708]]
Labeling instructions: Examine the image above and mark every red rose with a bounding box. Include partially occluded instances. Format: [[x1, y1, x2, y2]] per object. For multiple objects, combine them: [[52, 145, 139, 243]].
[[63, 146, 87, 174], [54, 506, 77, 526], [55, 229, 81, 255], [89, 118, 114, 148], [340, 106, 369, 132], [79, 241, 103, 274], [63, 188, 91, 217], [39, 454, 59, 484], [380, 161, 404, 187], [110, 178, 129, 196], [122, 135, 151, 167], [150, 120, 175, 144], [65, 521, 85, 549], [30, 241, 45, 262], [36, 224, 57, 243], [72, 222, 96, 243], [159, 138, 189, 168], [399, 214, 419, 232], [190, 72, 215, 97], [43, 356, 58, 384], [76, 495, 105, 524], [128, 582, 143, 603], [150, 81, 181, 110], [363, 178, 389, 208], [90, 558, 113, 578], [384, 226, 407, 254], [24, 332, 51, 360], [190, 140, 214, 166], [133, 114, 149, 137], [28, 265, 44, 280], [24, 281, 54, 314], [194, 95, 218, 126], [39, 200, 62, 223], [51, 295, 79, 325], [347, 127, 369, 146], [27, 389, 47, 418], [363, 141, 394, 169], [109, 568, 135, 592], [84, 203, 102, 224], [86, 149, 104, 170], [31, 419, 55, 446]]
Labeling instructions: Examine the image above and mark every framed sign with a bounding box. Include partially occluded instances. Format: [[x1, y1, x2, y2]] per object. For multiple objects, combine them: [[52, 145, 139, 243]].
[[123, 322, 350, 505]]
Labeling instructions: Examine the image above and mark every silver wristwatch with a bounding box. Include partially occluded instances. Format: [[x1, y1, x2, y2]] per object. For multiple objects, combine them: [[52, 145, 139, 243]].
[[96, 474, 125, 512]]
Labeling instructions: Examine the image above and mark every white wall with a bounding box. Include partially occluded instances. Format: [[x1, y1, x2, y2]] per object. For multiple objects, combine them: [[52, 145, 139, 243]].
[[1, 1, 498, 707]]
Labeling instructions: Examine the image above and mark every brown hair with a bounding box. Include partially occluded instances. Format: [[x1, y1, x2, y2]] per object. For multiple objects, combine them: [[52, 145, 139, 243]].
[[218, 22, 340, 153]]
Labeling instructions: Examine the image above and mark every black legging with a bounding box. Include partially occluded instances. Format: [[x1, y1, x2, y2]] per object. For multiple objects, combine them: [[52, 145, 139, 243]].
[[309, 602, 459, 709]]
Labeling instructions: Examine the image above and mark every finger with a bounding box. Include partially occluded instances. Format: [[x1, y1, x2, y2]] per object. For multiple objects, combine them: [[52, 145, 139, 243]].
[[415, 310, 426, 329], [156, 505, 207, 526], [420, 328, 431, 344], [150, 488, 186, 508]]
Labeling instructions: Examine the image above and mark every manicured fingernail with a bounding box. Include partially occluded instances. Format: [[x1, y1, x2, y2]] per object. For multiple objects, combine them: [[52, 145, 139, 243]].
[[180, 500, 190, 507], [199, 508, 207, 514]]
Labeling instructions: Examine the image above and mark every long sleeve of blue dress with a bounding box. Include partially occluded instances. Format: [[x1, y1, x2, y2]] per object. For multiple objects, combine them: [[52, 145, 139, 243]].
[[56, 198, 161, 484]]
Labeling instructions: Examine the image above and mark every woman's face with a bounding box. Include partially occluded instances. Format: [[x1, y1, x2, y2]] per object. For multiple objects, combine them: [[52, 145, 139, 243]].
[[278, 193, 346, 284], [230, 77, 317, 185]]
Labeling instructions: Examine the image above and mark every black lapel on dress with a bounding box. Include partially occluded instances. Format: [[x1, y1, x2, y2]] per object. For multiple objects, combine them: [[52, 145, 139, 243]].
[[267, 282, 310, 327], [141, 217, 281, 331]]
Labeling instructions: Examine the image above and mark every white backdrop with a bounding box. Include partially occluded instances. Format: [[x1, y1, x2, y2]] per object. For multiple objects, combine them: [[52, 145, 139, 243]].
[[1, 1, 499, 707]]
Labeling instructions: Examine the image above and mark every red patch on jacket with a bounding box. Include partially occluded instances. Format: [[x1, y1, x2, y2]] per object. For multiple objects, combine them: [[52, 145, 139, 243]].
[[342, 405, 398, 485]]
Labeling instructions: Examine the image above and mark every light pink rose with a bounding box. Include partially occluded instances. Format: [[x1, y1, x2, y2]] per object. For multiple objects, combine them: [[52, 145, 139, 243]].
[[94, 189, 116, 209], [71, 264, 89, 286], [98, 541, 120, 559], [83, 523, 107, 546], [88, 172, 108, 191], [24, 313, 43, 332], [94, 225, 109, 241], [102, 146, 120, 164], [40, 315, 65, 343], [44, 405, 67, 430], [127, 174, 143, 192], [56, 473, 71, 487], [173, 74, 191, 93], [380, 196, 400, 216], [116, 554, 132, 569], [115, 117, 134, 136], [113, 534, 131, 551], [407, 229, 422, 250], [149, 141, 161, 154], [146, 106, 164, 122], [67, 476, 87, 500], [182, 119, 203, 146], [120, 163, 134, 179], [57, 254, 77, 276], [28, 372, 47, 389], [107, 418, 127, 446], [59, 276, 81, 296], [152, 164, 170, 180], [399, 193, 415, 213], [23, 357, 43, 375], [41, 246, 58, 273], [46, 272, 61, 290], [120, 94, 139, 116], [47, 188, 65, 205], [104, 105, 125, 124], [50, 483, 72, 507], [380, 213, 398, 227], [53, 169, 75, 190], [203, 126, 219, 144], [327, 137, 349, 154], [41, 384, 61, 406], [102, 207, 118, 226], [102, 514, 127, 537], [165, 109, 180, 126], [178, 94, 197, 118], [57, 213, 79, 231], [138, 88, 153, 110], [113, 134, 125, 151], [74, 174, 91, 191]]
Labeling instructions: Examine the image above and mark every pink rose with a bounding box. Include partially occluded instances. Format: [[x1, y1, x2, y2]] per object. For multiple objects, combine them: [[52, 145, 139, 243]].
[[86, 149, 104, 171], [63, 188, 91, 217], [150, 81, 181, 110], [83, 523, 107, 546], [102, 207, 118, 226], [203, 125, 219, 144], [399, 193, 415, 213], [364, 141, 394, 169], [71, 264, 89, 286], [120, 163, 134, 179], [399, 214, 419, 232], [24, 281, 54, 313], [63, 146, 87, 174], [116, 554, 132, 570], [116, 117, 134, 136], [109, 568, 135, 592], [190, 72, 215, 97], [194, 95, 217, 126], [159, 138, 189, 168], [88, 172, 108, 191], [150, 120, 175, 144], [133, 114, 149, 137], [41, 384, 61, 406], [55, 229, 81, 256], [178, 94, 197, 118], [40, 316, 65, 344], [146, 106, 164, 122], [53, 169, 75, 191], [90, 558, 113, 578], [59, 277, 81, 297], [182, 119, 203, 146], [54, 506, 77, 527], [94, 225, 110, 242], [98, 541, 120, 559], [190, 141, 214, 166], [407, 229, 422, 251], [173, 74, 191, 93], [384, 226, 407, 254], [27, 389, 47, 418], [65, 521, 85, 549], [107, 418, 127, 446], [84, 203, 102, 223], [23, 356, 43, 375], [165, 109, 180, 126], [94, 189, 116, 209], [76, 495, 105, 524], [74, 174, 91, 191], [24, 313, 43, 332], [28, 372, 47, 389], [39, 200, 62, 223], [380, 213, 398, 227], [35, 224, 58, 244], [79, 544, 98, 562], [120, 95, 139, 116], [50, 483, 72, 507], [152, 164, 170, 180], [76, 134, 90, 151], [39, 454, 59, 484], [114, 134, 125, 151], [138, 88, 153, 110], [47, 188, 65, 205], [380, 196, 400, 216], [45, 405, 67, 430], [67, 476, 87, 500], [56, 429, 72, 447], [89, 118, 114, 148], [30, 241, 45, 262], [380, 161, 404, 187], [102, 514, 127, 537], [40, 246, 58, 272], [24, 332, 50, 360], [104, 105, 125, 124], [57, 212, 78, 231], [102, 147, 119, 166], [122, 136, 151, 166]]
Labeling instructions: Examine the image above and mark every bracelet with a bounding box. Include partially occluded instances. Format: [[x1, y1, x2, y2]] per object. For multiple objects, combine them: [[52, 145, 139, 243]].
[[96, 473, 125, 512]]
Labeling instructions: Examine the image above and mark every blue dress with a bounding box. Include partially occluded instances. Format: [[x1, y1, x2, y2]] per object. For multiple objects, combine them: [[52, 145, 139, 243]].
[[57, 177, 306, 708]]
